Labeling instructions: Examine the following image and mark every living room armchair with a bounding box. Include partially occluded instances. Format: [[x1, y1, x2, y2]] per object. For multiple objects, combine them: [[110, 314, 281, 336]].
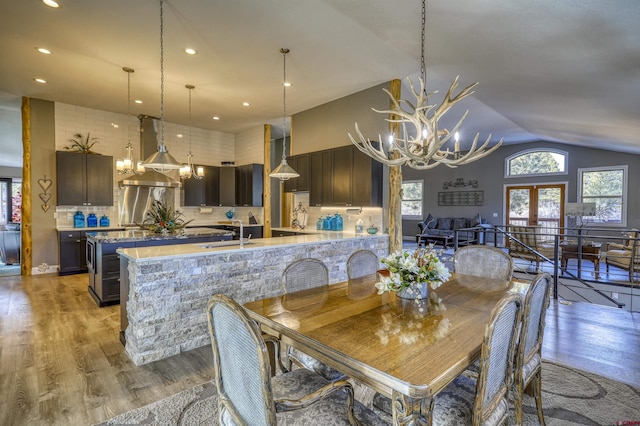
[[505, 225, 555, 272], [605, 230, 640, 282]]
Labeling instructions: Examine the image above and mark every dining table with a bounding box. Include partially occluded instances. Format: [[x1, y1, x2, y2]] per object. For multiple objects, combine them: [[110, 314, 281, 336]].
[[243, 273, 528, 425]]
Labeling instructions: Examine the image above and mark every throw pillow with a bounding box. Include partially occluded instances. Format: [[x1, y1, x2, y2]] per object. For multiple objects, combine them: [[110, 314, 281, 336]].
[[436, 218, 452, 230], [424, 213, 437, 229], [469, 213, 482, 227], [453, 218, 467, 230]]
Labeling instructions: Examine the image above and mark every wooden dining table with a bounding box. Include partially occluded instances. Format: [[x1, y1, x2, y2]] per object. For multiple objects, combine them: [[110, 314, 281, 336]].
[[244, 273, 527, 425]]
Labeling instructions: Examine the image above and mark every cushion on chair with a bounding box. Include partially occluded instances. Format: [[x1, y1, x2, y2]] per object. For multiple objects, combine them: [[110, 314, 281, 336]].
[[437, 218, 453, 230], [469, 213, 482, 227], [453, 218, 468, 230]]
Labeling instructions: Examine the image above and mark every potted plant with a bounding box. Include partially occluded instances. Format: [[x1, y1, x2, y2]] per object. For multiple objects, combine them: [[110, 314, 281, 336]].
[[65, 132, 100, 154]]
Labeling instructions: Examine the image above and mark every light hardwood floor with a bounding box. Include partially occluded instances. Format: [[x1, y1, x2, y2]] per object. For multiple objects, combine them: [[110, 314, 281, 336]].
[[0, 272, 638, 425]]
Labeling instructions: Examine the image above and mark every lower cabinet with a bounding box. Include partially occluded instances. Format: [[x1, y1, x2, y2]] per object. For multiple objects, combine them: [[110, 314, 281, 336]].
[[89, 234, 232, 307], [58, 231, 88, 275]]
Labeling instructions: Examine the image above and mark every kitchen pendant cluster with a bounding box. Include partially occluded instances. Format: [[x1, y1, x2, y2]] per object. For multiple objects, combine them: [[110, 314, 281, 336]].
[[270, 48, 299, 181]]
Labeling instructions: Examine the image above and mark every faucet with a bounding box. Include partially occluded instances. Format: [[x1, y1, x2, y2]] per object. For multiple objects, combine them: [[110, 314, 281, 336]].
[[231, 219, 243, 248]]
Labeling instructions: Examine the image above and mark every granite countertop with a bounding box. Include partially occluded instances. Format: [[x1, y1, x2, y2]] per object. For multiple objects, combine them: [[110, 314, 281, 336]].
[[118, 230, 388, 261], [86, 227, 234, 243]]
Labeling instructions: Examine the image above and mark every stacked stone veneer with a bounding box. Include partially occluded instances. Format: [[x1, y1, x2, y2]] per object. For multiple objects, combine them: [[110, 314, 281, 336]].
[[124, 236, 389, 365]]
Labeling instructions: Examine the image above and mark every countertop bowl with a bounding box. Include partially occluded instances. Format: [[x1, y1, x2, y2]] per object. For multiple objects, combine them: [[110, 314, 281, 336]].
[[366, 227, 378, 235]]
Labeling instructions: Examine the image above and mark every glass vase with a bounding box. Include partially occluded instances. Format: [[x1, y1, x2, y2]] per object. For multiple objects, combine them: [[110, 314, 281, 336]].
[[397, 282, 429, 300]]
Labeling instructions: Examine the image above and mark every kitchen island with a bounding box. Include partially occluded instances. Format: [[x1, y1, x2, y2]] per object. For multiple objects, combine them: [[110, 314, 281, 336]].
[[117, 231, 389, 365], [86, 227, 233, 307]]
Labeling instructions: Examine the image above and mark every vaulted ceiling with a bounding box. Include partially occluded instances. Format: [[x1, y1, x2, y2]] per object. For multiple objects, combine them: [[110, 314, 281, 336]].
[[1, 0, 639, 168]]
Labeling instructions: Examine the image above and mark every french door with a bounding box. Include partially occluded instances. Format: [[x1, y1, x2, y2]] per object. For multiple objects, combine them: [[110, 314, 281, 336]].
[[506, 184, 565, 237]]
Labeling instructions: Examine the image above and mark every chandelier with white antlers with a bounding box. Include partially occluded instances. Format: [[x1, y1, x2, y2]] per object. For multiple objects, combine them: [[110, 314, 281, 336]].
[[349, 0, 502, 170]]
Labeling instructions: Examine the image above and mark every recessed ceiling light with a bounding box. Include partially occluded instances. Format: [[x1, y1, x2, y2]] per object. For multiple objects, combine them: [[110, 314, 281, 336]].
[[111, 123, 119, 128], [212, 116, 220, 120], [184, 48, 198, 55], [34, 78, 47, 84], [177, 134, 184, 138], [134, 99, 143, 104], [42, 0, 60, 8], [283, 82, 291, 87], [242, 102, 250, 107], [36, 47, 51, 55]]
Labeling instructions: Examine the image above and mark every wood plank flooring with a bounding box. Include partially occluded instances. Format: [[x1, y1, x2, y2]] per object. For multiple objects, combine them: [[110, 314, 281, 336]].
[[0, 272, 638, 425]]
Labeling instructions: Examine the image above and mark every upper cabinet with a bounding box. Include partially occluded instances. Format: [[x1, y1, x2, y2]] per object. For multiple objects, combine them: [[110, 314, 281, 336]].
[[182, 165, 220, 207], [219, 166, 236, 207], [305, 146, 382, 207], [235, 163, 263, 207], [56, 151, 113, 206], [283, 153, 310, 193]]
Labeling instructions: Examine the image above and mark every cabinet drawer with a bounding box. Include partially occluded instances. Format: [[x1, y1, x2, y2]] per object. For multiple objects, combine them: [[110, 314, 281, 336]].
[[102, 254, 121, 277], [101, 277, 121, 303], [59, 230, 85, 241]]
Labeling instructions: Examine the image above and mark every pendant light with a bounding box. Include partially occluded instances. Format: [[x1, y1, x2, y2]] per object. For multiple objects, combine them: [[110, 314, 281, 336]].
[[180, 84, 204, 179], [141, 0, 183, 172], [116, 67, 143, 175], [269, 48, 299, 181]]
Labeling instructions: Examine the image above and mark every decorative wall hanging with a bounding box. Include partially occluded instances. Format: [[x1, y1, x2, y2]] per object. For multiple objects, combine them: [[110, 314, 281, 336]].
[[438, 190, 484, 206], [442, 178, 478, 190], [38, 175, 53, 212]]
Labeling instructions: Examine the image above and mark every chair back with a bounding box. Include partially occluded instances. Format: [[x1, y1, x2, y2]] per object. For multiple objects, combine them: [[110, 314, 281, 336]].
[[453, 245, 513, 282], [517, 272, 552, 373], [207, 294, 276, 426], [283, 258, 329, 293], [506, 225, 541, 253], [347, 250, 379, 279], [473, 292, 523, 424]]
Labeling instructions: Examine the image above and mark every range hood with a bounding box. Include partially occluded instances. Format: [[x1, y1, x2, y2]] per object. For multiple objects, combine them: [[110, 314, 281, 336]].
[[118, 115, 181, 188]]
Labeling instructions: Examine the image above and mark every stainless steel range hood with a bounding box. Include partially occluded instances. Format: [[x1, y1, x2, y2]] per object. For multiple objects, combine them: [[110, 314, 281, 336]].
[[118, 115, 181, 188]]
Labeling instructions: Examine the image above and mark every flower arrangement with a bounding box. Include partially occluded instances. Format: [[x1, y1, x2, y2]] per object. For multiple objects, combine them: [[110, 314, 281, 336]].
[[375, 245, 451, 298], [139, 200, 192, 234]]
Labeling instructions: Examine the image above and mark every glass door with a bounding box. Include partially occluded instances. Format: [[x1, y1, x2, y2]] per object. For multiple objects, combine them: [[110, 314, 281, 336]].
[[506, 184, 565, 240]]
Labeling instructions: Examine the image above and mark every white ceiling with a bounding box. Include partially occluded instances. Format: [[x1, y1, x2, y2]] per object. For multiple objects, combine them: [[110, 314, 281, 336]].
[[1, 0, 639, 169]]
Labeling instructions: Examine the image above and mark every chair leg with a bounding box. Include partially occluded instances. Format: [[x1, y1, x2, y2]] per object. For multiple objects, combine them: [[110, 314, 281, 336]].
[[514, 379, 524, 426], [532, 372, 546, 426]]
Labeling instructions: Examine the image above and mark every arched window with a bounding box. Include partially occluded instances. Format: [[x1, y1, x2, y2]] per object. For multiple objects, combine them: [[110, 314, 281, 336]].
[[505, 149, 568, 178]]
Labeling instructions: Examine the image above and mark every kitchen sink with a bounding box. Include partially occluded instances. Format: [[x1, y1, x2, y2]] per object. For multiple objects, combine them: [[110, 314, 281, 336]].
[[200, 240, 254, 249]]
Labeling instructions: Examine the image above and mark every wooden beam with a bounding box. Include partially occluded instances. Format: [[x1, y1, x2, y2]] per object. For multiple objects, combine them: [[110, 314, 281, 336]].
[[21, 97, 32, 275], [263, 124, 272, 238], [388, 79, 402, 253]]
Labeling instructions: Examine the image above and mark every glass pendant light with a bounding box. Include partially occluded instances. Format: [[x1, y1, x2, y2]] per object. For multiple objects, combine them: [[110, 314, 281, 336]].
[[180, 84, 204, 179], [116, 67, 142, 175]]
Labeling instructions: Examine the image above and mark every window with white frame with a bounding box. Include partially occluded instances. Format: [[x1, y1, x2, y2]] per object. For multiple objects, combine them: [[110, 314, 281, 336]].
[[505, 148, 567, 177], [578, 165, 627, 225], [401, 180, 423, 218]]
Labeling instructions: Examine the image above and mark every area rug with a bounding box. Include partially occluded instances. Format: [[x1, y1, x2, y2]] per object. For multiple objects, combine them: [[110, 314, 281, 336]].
[[95, 361, 640, 425]]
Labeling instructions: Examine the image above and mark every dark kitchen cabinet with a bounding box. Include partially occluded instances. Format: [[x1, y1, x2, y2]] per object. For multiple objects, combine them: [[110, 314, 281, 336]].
[[283, 154, 310, 192], [58, 230, 88, 275], [309, 150, 333, 206], [235, 163, 263, 207], [56, 151, 113, 206], [182, 165, 220, 206], [308, 146, 382, 207], [219, 166, 236, 206]]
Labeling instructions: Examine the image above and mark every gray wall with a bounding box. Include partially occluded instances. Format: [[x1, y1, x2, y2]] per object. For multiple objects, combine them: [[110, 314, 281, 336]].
[[292, 82, 391, 154], [30, 99, 58, 268], [401, 140, 640, 236]]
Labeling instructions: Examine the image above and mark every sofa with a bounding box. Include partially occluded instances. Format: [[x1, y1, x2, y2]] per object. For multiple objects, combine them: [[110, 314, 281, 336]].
[[416, 213, 488, 247]]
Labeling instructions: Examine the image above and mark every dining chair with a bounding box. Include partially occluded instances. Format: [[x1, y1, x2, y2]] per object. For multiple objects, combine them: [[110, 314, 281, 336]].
[[206, 293, 387, 425], [453, 245, 514, 283], [282, 258, 347, 382], [347, 249, 380, 279], [373, 292, 523, 425], [513, 272, 552, 426]]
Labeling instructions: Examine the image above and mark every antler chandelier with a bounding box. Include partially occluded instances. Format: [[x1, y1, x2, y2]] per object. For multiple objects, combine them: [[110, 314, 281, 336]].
[[349, 0, 502, 170]]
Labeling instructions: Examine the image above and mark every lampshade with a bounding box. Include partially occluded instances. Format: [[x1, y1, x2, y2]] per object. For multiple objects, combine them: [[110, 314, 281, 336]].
[[270, 157, 299, 180]]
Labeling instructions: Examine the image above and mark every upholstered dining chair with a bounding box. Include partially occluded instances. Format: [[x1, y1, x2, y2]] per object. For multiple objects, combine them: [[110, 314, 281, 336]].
[[206, 294, 386, 426], [282, 258, 347, 382], [347, 250, 380, 280], [513, 272, 552, 426], [453, 245, 514, 283], [373, 292, 523, 425]]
